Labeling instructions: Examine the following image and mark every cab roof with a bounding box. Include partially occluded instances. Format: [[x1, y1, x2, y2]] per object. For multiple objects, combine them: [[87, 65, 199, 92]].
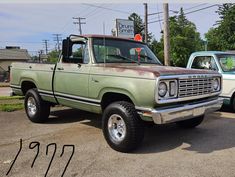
[[69, 34, 145, 44], [191, 51, 234, 56]]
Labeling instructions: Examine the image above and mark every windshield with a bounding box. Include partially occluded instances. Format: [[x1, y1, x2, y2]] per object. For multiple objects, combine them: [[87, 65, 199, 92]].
[[217, 54, 235, 72], [92, 38, 162, 65]]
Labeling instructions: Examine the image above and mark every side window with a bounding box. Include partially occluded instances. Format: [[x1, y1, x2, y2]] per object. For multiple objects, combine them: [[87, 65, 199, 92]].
[[93, 45, 121, 63], [191, 56, 218, 71], [63, 42, 89, 64]]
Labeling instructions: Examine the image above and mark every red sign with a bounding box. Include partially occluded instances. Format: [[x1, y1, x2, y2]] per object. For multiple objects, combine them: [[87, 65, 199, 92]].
[[134, 34, 142, 53], [134, 34, 142, 42]]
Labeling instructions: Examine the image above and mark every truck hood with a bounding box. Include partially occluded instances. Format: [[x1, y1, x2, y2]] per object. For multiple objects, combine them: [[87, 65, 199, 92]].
[[94, 64, 218, 78]]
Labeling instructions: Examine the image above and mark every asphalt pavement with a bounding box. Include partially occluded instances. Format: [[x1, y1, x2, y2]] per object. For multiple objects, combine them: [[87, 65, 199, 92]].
[[0, 107, 235, 177], [0, 87, 12, 96]]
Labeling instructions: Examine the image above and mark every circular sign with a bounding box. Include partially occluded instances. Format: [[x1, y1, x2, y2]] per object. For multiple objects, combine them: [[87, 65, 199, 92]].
[[134, 34, 142, 53], [134, 34, 142, 42]]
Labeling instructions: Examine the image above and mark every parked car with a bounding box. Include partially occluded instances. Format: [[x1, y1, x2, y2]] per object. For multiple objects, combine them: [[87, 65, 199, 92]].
[[187, 51, 235, 111], [10, 35, 223, 152]]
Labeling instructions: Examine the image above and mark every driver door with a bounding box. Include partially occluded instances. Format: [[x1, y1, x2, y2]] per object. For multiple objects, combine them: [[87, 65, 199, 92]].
[[53, 41, 92, 111]]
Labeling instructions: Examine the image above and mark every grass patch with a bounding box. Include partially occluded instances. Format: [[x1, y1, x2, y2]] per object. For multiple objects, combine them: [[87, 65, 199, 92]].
[[0, 103, 24, 112], [0, 83, 10, 87], [0, 96, 24, 112], [0, 96, 24, 100]]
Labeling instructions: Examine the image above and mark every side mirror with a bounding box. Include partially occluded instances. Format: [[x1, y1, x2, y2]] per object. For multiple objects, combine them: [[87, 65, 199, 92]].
[[62, 38, 72, 59]]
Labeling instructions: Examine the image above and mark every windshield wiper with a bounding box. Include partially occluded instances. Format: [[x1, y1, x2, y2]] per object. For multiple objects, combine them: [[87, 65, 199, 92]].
[[106, 54, 140, 65]]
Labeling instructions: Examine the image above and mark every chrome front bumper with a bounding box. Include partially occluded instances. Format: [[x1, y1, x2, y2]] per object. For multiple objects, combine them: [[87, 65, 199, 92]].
[[138, 98, 223, 124]]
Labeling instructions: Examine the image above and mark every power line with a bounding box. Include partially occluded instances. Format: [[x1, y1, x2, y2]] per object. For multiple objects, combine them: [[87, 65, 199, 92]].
[[184, 4, 219, 15], [184, 3, 208, 11], [73, 17, 86, 35], [42, 40, 49, 54], [53, 34, 62, 51], [148, 4, 219, 24], [81, 3, 140, 16]]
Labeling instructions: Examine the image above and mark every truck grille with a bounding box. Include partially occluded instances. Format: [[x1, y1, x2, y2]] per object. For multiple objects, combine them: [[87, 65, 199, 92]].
[[178, 78, 213, 98]]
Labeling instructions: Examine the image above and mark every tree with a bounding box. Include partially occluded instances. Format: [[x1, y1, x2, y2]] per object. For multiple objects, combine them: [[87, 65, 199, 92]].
[[150, 8, 203, 67], [47, 50, 60, 63], [128, 13, 153, 43], [205, 4, 235, 50], [128, 13, 144, 36]]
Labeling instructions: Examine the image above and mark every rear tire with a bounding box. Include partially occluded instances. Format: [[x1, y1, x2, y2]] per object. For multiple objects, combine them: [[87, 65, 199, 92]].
[[176, 115, 204, 129], [24, 88, 50, 123], [102, 101, 144, 152], [231, 97, 235, 112]]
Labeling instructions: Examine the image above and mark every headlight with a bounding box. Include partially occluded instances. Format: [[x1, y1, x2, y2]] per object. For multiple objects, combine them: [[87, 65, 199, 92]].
[[169, 81, 177, 96], [157, 79, 178, 100], [212, 78, 220, 91], [158, 82, 167, 97]]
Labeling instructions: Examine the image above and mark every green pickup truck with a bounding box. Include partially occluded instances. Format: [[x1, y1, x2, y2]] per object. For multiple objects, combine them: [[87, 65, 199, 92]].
[[10, 35, 223, 152]]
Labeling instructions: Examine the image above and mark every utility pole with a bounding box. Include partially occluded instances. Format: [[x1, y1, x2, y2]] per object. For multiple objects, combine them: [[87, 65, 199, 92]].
[[53, 34, 62, 52], [163, 3, 170, 66], [144, 3, 148, 43], [42, 40, 49, 55], [73, 17, 86, 35]]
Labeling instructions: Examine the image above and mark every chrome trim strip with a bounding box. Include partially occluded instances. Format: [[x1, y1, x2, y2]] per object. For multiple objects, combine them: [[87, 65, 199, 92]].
[[38, 89, 53, 95], [135, 106, 152, 112], [153, 97, 223, 124], [11, 88, 21, 91], [56, 96, 100, 107], [138, 97, 223, 124], [10, 84, 21, 89], [54, 92, 101, 103], [39, 93, 55, 98]]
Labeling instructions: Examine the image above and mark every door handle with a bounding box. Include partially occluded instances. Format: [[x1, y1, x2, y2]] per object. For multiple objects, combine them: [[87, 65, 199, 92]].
[[57, 67, 64, 70], [91, 78, 99, 83]]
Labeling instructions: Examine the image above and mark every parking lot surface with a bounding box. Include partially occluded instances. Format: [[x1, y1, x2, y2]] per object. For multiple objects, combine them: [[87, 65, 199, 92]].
[[0, 87, 12, 96], [1, 107, 235, 177]]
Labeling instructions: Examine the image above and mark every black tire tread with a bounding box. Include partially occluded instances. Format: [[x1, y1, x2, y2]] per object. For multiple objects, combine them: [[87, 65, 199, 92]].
[[25, 88, 50, 123], [102, 101, 144, 152]]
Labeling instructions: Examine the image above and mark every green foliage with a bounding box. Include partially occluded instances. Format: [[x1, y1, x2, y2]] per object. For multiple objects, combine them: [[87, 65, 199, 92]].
[[226, 57, 234, 69], [0, 96, 24, 112], [149, 39, 164, 64], [0, 96, 23, 100], [205, 4, 235, 50], [47, 50, 60, 63], [128, 13, 152, 43], [150, 8, 203, 67], [0, 103, 24, 112], [128, 13, 144, 36]]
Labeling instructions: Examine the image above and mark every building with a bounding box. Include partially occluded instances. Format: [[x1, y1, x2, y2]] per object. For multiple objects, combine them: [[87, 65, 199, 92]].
[[0, 46, 31, 82]]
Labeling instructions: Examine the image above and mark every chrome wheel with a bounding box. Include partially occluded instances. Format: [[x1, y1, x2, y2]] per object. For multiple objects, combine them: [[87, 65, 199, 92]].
[[27, 97, 37, 116], [108, 114, 126, 143]]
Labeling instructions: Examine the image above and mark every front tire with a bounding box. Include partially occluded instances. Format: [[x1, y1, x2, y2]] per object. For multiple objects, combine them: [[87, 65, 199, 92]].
[[176, 115, 204, 129], [24, 88, 50, 123], [102, 101, 144, 152]]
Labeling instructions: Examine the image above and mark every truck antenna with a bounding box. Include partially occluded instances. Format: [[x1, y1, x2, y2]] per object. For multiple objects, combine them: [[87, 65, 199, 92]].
[[103, 22, 106, 65]]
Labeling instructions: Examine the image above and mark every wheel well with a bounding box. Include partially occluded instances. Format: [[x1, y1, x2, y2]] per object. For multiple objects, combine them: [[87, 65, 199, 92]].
[[101, 92, 134, 111], [21, 81, 37, 95]]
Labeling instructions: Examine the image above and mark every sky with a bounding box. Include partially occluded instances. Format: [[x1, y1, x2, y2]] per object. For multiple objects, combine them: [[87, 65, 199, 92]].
[[0, 3, 220, 56]]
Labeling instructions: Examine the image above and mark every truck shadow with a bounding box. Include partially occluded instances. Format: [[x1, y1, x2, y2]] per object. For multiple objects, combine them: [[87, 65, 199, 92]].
[[136, 111, 235, 154], [48, 108, 235, 154], [48, 108, 102, 128]]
